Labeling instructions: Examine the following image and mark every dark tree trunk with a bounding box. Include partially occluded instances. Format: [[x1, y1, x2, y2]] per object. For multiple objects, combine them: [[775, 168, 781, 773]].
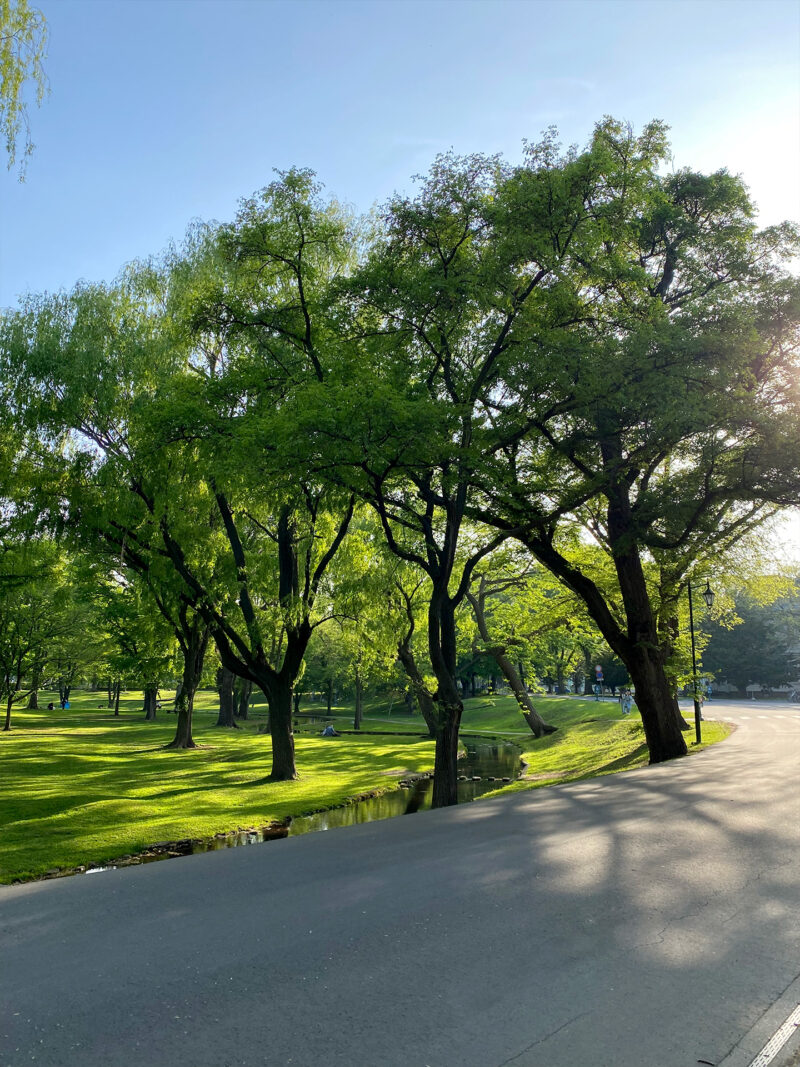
[[26, 678, 39, 709], [236, 678, 252, 719], [215, 666, 238, 728], [471, 672, 477, 697], [113, 680, 121, 717], [521, 517, 688, 764], [90, 676, 99, 692], [325, 678, 333, 715], [428, 594, 463, 808], [431, 696, 462, 808], [266, 674, 296, 780], [293, 690, 301, 716], [354, 673, 363, 731], [605, 495, 688, 762], [165, 622, 210, 750], [107, 677, 114, 708], [4, 693, 13, 731], [143, 686, 158, 720], [625, 644, 688, 761]]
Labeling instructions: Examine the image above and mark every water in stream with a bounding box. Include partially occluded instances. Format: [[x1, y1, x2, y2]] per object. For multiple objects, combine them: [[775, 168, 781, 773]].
[[79, 740, 522, 874]]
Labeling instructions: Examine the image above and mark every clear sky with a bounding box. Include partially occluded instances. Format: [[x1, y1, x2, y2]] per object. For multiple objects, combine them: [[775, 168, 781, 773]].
[[1, 0, 799, 550], [1, 0, 798, 307]]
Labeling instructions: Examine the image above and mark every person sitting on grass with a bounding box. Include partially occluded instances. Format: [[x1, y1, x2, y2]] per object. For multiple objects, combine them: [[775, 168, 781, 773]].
[[321, 724, 340, 737]]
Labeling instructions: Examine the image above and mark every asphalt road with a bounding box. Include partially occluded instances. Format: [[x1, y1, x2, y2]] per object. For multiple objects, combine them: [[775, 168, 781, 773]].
[[2, 700, 799, 1067]]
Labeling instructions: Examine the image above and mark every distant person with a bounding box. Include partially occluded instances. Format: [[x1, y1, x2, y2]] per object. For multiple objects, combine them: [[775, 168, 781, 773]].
[[321, 724, 340, 737], [621, 689, 634, 715], [47, 702, 54, 710]]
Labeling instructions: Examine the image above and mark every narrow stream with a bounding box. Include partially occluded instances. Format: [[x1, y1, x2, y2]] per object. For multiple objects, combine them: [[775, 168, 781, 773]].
[[78, 739, 523, 875], [287, 740, 522, 837]]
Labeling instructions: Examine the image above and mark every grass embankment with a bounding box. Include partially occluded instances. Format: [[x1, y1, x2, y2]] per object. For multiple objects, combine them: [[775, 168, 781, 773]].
[[0, 689, 730, 883]]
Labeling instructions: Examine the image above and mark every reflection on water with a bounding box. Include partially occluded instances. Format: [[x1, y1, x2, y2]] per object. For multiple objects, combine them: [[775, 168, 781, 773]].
[[286, 740, 521, 836]]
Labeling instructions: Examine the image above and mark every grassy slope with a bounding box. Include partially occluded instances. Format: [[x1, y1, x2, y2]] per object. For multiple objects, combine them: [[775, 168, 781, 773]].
[[0, 689, 730, 883]]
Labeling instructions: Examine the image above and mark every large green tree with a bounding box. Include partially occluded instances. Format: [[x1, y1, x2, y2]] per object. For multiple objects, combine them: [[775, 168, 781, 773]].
[[464, 120, 800, 761]]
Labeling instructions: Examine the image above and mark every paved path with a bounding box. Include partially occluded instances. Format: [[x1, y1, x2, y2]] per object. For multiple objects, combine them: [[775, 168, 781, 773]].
[[1, 701, 799, 1067]]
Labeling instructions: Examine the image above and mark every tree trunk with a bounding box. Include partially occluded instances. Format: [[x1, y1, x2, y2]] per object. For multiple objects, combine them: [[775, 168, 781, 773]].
[[26, 676, 39, 709], [466, 588, 556, 737], [3, 693, 13, 731], [431, 691, 462, 809], [113, 680, 121, 717], [143, 686, 158, 721], [604, 496, 687, 762], [165, 622, 210, 750], [107, 677, 114, 708], [236, 679, 252, 720], [496, 649, 557, 737], [326, 677, 333, 715], [520, 517, 688, 763], [626, 644, 688, 761], [215, 666, 238, 728], [428, 594, 463, 808], [396, 641, 437, 738], [354, 672, 363, 731], [266, 675, 296, 780]]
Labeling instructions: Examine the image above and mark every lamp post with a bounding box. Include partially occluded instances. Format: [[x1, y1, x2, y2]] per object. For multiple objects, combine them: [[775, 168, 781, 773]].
[[687, 578, 714, 744]]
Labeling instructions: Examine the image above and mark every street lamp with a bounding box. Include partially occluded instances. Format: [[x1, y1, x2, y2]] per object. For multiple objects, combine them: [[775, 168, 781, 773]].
[[687, 578, 715, 744]]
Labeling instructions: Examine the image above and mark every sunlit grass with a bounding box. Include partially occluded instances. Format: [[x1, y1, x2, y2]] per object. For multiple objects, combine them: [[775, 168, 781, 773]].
[[0, 688, 730, 883]]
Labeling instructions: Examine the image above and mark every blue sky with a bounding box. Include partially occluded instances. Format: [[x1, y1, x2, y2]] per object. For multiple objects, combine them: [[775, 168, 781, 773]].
[[1, 0, 798, 309]]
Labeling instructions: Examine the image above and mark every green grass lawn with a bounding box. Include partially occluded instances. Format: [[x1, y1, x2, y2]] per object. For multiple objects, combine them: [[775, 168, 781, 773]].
[[0, 688, 730, 883]]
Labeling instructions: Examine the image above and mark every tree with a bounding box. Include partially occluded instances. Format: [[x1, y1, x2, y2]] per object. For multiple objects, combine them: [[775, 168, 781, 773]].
[[96, 575, 178, 721], [461, 547, 565, 733], [464, 120, 800, 762], [0, 540, 72, 729], [0, 0, 47, 176], [295, 146, 600, 805]]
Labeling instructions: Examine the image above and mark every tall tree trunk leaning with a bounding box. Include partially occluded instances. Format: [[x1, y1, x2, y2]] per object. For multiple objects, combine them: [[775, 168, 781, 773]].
[[520, 494, 688, 764], [465, 586, 556, 738], [394, 583, 437, 738], [396, 640, 437, 738], [215, 665, 238, 728]]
